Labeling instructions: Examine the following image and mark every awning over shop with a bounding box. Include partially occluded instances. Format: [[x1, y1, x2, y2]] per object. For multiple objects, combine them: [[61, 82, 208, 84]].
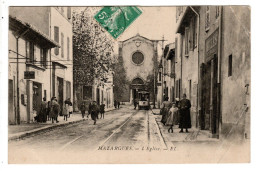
[[9, 15, 60, 48]]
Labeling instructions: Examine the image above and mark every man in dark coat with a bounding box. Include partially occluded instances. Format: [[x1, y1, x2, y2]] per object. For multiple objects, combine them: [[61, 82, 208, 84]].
[[114, 100, 117, 109], [80, 102, 86, 118], [87, 101, 93, 118], [100, 103, 105, 119], [39, 97, 47, 123], [179, 94, 191, 133], [91, 101, 98, 125]]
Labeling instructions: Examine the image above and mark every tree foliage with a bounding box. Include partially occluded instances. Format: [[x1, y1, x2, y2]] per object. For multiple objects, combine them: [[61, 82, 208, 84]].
[[112, 54, 129, 101], [72, 7, 116, 86]]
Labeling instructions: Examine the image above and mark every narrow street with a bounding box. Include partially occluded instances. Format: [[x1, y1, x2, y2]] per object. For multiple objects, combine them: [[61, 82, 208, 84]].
[[8, 105, 249, 164]]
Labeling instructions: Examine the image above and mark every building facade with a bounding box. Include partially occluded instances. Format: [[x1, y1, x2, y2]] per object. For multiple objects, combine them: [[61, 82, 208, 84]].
[[175, 6, 200, 128], [174, 6, 250, 139], [118, 34, 158, 103], [9, 7, 73, 124], [8, 15, 59, 124]]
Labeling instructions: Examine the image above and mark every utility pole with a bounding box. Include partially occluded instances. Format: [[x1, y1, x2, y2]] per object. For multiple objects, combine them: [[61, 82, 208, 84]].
[[15, 29, 29, 125], [155, 35, 167, 108]]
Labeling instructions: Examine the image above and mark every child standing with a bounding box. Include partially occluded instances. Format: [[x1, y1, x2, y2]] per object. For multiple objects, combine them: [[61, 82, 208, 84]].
[[166, 102, 179, 133]]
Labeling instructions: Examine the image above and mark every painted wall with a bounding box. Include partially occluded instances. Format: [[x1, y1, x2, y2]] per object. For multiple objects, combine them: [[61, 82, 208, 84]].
[[221, 6, 250, 139]]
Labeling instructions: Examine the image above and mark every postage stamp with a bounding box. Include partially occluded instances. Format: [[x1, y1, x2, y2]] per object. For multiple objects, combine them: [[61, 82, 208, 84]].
[[94, 6, 142, 39]]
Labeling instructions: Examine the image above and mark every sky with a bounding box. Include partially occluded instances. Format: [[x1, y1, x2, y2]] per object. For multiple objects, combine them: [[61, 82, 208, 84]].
[[114, 6, 177, 55], [74, 7, 177, 56]]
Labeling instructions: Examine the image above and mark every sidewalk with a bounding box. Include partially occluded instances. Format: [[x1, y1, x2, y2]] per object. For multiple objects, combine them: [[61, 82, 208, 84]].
[[151, 113, 219, 148], [8, 107, 115, 141]]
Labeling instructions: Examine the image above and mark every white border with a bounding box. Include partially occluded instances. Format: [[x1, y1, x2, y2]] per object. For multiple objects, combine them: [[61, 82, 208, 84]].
[[1, 0, 259, 171]]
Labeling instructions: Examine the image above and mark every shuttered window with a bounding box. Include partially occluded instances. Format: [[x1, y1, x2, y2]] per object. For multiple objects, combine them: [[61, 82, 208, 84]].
[[189, 18, 194, 51], [61, 32, 64, 58], [205, 6, 210, 31], [67, 37, 70, 60], [54, 26, 59, 55], [175, 37, 178, 61], [185, 27, 189, 56]]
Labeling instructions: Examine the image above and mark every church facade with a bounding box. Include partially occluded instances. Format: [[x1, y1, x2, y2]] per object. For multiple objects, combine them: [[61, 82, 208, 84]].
[[118, 34, 158, 103]]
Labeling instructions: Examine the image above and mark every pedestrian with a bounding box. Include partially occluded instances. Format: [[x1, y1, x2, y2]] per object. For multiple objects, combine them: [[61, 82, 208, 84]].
[[134, 98, 138, 109], [39, 97, 47, 123], [96, 104, 100, 119], [114, 100, 117, 109], [80, 101, 86, 118], [179, 94, 191, 133], [91, 101, 98, 125], [160, 97, 171, 125], [50, 97, 60, 123], [117, 101, 120, 109], [65, 98, 73, 118], [166, 102, 178, 133], [100, 103, 105, 119], [46, 101, 51, 121], [63, 101, 69, 121], [88, 101, 93, 118]]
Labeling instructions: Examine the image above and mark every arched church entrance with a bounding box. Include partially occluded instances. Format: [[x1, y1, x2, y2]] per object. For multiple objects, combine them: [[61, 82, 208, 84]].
[[130, 77, 145, 103]]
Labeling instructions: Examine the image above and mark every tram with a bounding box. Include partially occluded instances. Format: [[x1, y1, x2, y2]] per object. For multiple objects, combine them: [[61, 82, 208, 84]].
[[137, 91, 150, 110]]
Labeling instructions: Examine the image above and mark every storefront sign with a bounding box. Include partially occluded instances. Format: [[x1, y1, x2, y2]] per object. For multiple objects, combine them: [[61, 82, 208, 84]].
[[205, 28, 219, 61], [24, 71, 35, 79]]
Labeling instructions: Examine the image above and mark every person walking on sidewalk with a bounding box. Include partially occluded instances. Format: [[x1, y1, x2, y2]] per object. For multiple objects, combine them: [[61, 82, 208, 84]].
[[166, 102, 178, 133], [179, 94, 191, 133], [100, 103, 105, 119], [39, 97, 47, 123], [134, 98, 138, 109], [88, 101, 93, 118], [114, 100, 117, 109], [63, 101, 69, 121], [91, 101, 98, 125], [161, 97, 171, 125], [50, 97, 60, 123], [65, 98, 73, 118], [117, 101, 120, 109], [80, 101, 86, 118]]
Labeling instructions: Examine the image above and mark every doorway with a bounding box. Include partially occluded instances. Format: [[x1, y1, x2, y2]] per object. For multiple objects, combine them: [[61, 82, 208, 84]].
[[33, 82, 42, 116], [57, 77, 64, 115], [200, 55, 219, 136], [8, 79, 15, 124]]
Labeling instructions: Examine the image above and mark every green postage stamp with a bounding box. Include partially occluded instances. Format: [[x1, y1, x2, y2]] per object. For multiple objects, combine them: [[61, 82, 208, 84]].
[[94, 7, 142, 39]]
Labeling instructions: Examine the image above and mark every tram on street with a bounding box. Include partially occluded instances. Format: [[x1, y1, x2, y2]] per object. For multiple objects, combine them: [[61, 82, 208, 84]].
[[137, 91, 150, 110]]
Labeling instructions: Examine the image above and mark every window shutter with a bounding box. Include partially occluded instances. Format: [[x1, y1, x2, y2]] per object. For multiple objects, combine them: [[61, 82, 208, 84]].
[[54, 26, 59, 55], [61, 32, 64, 58], [189, 18, 194, 51], [205, 6, 210, 31], [185, 27, 189, 56], [33, 45, 36, 63], [67, 7, 71, 20], [175, 37, 178, 61], [67, 37, 70, 60]]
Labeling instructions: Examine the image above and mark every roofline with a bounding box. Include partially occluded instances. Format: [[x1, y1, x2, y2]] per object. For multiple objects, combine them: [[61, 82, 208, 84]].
[[120, 34, 157, 43], [9, 15, 60, 48]]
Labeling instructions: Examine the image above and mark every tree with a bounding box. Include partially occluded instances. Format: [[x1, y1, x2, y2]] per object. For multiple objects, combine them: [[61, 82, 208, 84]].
[[111, 54, 129, 102], [72, 7, 115, 110]]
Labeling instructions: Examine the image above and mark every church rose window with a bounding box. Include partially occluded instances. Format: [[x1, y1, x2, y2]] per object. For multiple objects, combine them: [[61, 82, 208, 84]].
[[132, 51, 144, 65]]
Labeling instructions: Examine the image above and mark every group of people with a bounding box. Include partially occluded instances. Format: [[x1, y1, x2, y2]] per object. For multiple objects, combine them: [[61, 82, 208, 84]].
[[80, 101, 106, 125], [114, 100, 120, 109], [161, 94, 191, 133], [36, 97, 73, 124]]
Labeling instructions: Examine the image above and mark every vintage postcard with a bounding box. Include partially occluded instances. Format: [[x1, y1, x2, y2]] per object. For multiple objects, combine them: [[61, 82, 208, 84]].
[[7, 6, 250, 164]]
